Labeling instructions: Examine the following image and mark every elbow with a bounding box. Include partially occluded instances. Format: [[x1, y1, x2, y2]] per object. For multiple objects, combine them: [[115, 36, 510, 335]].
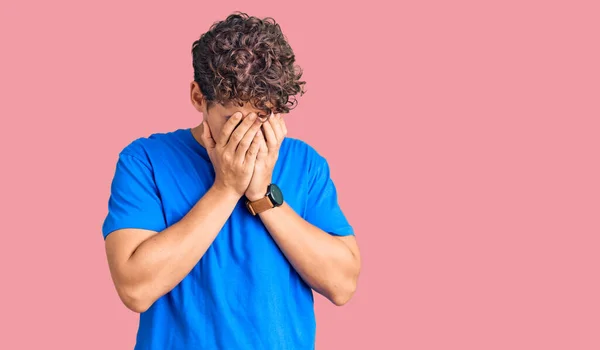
[[329, 279, 358, 307], [329, 260, 361, 306], [117, 284, 153, 313], [124, 298, 151, 314]]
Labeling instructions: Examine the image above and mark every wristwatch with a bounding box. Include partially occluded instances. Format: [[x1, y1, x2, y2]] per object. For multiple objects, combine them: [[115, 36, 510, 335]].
[[246, 184, 284, 215]]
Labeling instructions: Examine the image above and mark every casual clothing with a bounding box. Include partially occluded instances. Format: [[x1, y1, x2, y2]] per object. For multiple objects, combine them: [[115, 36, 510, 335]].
[[102, 128, 354, 349]]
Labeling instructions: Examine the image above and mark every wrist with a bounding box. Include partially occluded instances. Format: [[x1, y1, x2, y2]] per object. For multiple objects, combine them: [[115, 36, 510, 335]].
[[210, 183, 242, 202], [245, 187, 268, 202], [245, 193, 265, 202], [244, 183, 284, 216]]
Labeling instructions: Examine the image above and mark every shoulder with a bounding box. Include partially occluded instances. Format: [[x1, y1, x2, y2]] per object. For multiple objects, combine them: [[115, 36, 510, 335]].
[[280, 137, 330, 179], [118, 129, 183, 165], [282, 137, 326, 163]]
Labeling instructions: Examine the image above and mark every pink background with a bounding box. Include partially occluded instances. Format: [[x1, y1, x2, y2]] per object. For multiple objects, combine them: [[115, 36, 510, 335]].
[[1, 0, 599, 349]]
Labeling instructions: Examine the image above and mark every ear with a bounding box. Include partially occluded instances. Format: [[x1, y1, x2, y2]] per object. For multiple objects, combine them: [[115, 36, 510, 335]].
[[190, 81, 206, 114]]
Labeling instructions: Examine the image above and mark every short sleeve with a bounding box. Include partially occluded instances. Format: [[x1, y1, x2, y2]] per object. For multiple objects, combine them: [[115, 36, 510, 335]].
[[304, 153, 354, 236], [101, 150, 167, 239]]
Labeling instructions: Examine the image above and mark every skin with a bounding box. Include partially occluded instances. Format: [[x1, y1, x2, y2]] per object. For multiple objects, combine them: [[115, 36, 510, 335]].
[[103, 81, 361, 313]]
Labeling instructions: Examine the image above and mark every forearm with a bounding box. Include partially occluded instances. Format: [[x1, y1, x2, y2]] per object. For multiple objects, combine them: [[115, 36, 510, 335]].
[[121, 185, 239, 310], [258, 202, 360, 305]]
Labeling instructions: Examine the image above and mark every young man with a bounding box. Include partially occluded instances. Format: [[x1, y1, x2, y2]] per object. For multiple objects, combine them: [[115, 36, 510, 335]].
[[102, 12, 361, 349]]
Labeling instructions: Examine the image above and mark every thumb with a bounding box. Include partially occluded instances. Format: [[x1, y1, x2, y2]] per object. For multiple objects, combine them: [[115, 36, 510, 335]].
[[200, 121, 216, 149]]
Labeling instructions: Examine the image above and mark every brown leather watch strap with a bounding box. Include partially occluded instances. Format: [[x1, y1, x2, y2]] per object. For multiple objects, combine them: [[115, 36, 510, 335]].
[[246, 196, 274, 216]]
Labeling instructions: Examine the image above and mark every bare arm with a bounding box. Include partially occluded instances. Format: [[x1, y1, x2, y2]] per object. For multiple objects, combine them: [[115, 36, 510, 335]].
[[243, 113, 361, 306], [105, 186, 239, 313], [257, 202, 361, 306], [104, 112, 264, 313]]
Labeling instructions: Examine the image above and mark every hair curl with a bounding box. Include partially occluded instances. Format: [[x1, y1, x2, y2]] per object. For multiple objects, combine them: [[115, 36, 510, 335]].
[[191, 12, 306, 115]]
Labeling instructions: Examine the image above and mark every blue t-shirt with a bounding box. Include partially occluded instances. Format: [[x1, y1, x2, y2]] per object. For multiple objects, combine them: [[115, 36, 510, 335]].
[[102, 128, 354, 350]]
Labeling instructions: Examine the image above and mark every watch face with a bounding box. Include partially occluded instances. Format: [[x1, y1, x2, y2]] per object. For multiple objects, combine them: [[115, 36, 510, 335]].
[[268, 184, 284, 206]]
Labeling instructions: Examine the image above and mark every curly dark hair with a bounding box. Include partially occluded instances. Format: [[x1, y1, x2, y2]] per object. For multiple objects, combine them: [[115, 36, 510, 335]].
[[191, 12, 306, 116]]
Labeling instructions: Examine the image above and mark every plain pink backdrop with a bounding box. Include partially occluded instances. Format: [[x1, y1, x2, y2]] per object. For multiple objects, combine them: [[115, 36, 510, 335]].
[[1, 0, 599, 349]]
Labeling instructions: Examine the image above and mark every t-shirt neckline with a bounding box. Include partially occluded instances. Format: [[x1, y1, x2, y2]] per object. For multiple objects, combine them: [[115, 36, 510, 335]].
[[182, 127, 207, 155]]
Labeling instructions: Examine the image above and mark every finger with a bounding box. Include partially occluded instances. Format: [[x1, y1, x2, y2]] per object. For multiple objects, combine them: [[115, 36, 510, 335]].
[[279, 114, 288, 136], [244, 131, 262, 167], [257, 129, 266, 149], [261, 116, 278, 150], [200, 121, 216, 149], [256, 133, 268, 163], [217, 112, 243, 148], [224, 112, 259, 153], [234, 118, 263, 164], [269, 113, 285, 144]]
